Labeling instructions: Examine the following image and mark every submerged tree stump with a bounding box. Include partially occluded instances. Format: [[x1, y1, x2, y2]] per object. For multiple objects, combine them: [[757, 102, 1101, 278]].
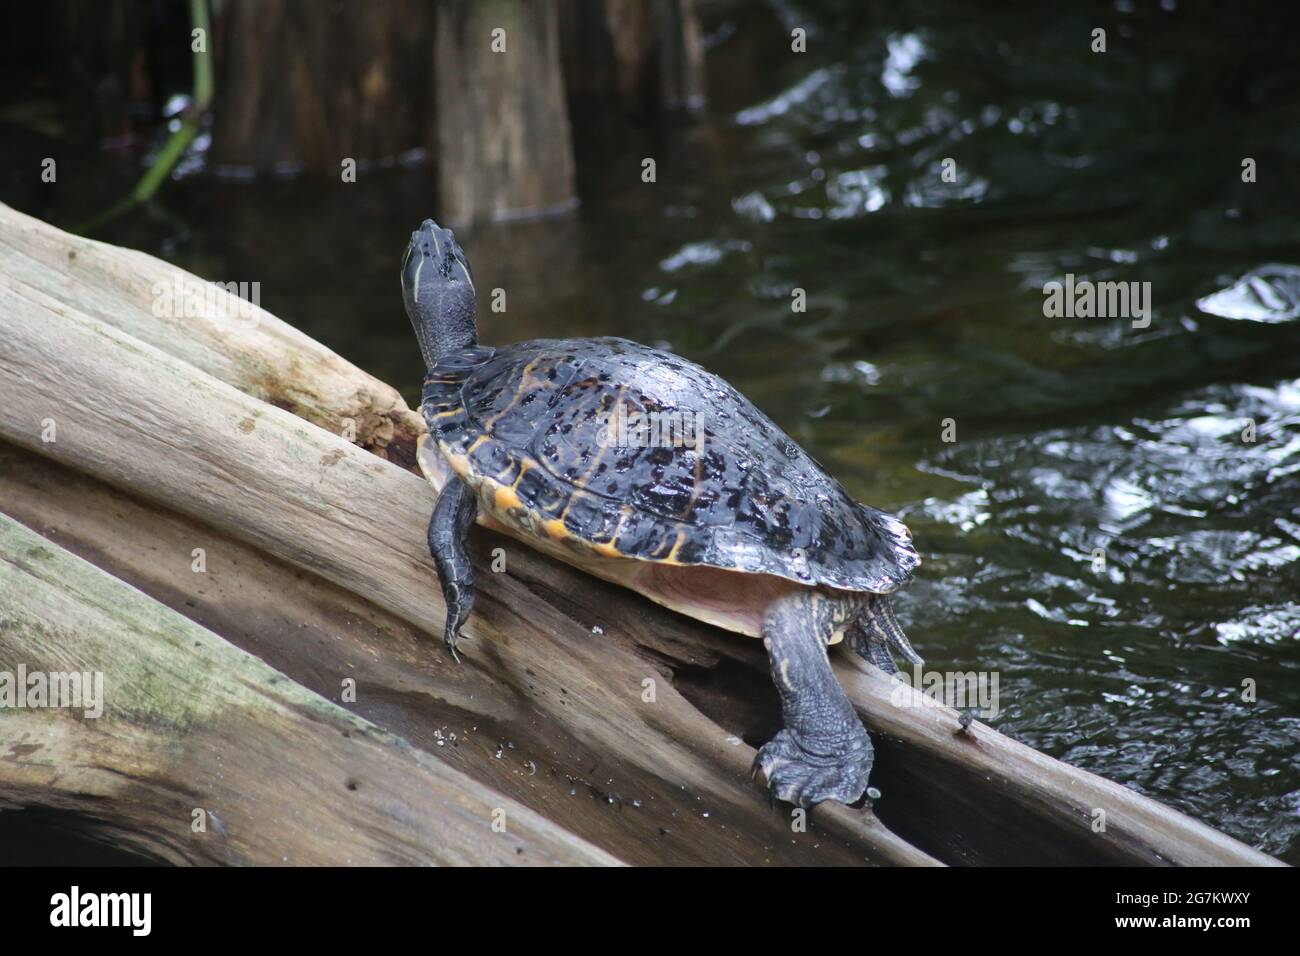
[[559, 0, 706, 116], [435, 0, 577, 223], [211, 0, 435, 174]]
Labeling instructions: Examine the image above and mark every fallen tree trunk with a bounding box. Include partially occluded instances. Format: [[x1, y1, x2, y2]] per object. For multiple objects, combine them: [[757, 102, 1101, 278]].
[[0, 203, 1283, 865], [0, 511, 617, 866]]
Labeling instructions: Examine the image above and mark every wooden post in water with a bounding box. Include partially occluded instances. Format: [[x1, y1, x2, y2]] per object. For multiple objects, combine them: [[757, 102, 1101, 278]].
[[559, 0, 706, 116], [211, 0, 435, 173], [435, 0, 577, 224]]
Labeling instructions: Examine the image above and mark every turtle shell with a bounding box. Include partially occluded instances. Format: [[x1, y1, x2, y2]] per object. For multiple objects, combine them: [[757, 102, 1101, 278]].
[[422, 337, 919, 593]]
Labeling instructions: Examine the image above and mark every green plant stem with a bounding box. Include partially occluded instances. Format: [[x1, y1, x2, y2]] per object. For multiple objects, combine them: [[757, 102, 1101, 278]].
[[80, 0, 212, 232]]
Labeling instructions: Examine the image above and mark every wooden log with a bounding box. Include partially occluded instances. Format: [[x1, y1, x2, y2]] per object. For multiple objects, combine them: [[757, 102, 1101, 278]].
[[834, 662, 1284, 866], [435, 0, 577, 223], [0, 203, 422, 469], [0, 511, 618, 866], [0, 203, 1281, 865]]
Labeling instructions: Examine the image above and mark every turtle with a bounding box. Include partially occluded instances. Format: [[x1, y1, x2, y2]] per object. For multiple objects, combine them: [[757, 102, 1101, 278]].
[[402, 218, 922, 807]]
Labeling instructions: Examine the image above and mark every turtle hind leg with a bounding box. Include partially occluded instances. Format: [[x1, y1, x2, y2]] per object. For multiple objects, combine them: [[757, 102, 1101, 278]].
[[846, 593, 922, 675], [428, 478, 478, 662], [753, 590, 874, 808]]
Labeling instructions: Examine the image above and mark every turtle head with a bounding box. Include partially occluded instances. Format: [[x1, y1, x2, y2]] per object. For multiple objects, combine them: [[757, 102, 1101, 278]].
[[402, 219, 477, 369]]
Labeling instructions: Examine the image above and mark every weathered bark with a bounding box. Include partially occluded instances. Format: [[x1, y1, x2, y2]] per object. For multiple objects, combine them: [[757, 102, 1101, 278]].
[[435, 0, 577, 224], [0, 203, 1283, 866], [0, 511, 618, 866]]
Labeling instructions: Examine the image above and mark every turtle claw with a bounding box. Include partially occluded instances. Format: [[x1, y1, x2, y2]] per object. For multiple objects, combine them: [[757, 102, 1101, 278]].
[[444, 627, 469, 663], [851, 629, 900, 674], [753, 728, 875, 809], [848, 596, 922, 675], [749, 753, 779, 809]]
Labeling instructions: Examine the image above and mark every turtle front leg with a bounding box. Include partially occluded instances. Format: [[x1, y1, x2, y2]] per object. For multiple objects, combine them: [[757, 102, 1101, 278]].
[[428, 477, 478, 662], [845, 593, 923, 675], [753, 590, 875, 808]]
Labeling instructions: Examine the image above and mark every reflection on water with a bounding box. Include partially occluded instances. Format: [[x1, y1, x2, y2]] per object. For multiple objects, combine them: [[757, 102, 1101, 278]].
[[11, 0, 1299, 860]]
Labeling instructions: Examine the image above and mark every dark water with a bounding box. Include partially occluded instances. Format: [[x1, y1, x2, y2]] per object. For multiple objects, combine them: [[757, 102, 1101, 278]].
[[6, 1, 1298, 861]]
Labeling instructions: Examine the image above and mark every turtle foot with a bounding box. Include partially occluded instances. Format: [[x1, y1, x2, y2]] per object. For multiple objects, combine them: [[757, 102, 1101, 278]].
[[753, 728, 875, 808]]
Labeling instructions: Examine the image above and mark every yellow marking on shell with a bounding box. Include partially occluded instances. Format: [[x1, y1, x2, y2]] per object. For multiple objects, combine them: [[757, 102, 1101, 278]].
[[589, 508, 630, 558], [542, 518, 571, 541], [465, 434, 489, 455], [483, 359, 542, 430], [492, 479, 523, 512], [567, 385, 625, 493], [574, 449, 604, 489], [430, 407, 465, 420], [661, 529, 688, 565], [558, 487, 587, 523], [511, 460, 533, 488], [438, 441, 473, 480]]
